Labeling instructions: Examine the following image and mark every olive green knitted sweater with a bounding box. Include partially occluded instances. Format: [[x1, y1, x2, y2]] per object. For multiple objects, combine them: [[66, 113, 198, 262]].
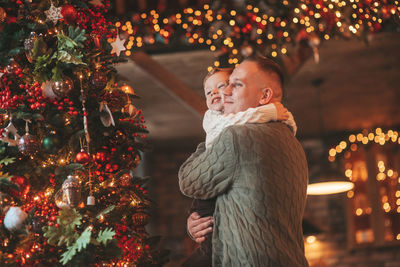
[[179, 122, 309, 267]]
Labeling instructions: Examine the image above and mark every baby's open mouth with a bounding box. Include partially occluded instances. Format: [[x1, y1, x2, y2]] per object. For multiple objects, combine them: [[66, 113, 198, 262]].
[[212, 97, 221, 104]]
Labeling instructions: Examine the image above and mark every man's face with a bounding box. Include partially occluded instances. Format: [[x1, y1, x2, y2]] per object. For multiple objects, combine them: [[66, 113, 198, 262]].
[[223, 61, 265, 114]]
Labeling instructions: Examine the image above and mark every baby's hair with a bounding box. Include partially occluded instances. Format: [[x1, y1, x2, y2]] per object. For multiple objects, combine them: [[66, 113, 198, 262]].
[[203, 67, 233, 86]]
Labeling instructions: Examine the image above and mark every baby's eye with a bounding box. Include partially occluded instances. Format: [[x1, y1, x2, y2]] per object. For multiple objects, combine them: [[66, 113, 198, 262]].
[[217, 83, 227, 89], [206, 91, 211, 95], [233, 83, 242, 87]]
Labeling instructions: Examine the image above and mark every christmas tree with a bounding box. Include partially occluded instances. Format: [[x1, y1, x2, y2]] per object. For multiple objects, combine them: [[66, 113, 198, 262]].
[[0, 0, 167, 265]]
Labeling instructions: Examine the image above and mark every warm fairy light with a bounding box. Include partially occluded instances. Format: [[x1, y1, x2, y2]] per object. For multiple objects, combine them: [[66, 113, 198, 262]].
[[388, 169, 394, 177], [383, 203, 391, 212], [356, 208, 363, 216], [345, 169, 352, 177], [306, 235, 316, 243], [347, 190, 354, 198], [339, 141, 347, 149], [377, 173, 386, 181]]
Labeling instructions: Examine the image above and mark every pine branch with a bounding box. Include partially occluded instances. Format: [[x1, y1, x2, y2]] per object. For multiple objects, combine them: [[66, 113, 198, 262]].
[[60, 227, 91, 265], [96, 228, 115, 246]]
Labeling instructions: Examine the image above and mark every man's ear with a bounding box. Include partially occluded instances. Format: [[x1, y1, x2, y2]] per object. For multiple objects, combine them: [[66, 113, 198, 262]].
[[259, 88, 273, 105]]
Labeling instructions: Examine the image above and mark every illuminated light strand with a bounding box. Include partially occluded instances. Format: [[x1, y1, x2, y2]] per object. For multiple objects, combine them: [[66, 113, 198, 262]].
[[330, 128, 399, 162], [110, 1, 400, 67]]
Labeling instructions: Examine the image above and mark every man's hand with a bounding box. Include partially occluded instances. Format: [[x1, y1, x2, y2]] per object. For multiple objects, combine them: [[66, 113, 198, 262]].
[[187, 212, 213, 243], [274, 102, 289, 121]]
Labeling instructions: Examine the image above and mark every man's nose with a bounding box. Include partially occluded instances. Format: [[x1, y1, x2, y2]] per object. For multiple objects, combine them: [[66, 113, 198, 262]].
[[223, 84, 232, 96]]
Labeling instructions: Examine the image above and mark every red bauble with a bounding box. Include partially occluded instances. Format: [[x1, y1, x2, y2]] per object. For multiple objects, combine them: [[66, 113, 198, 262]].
[[61, 5, 78, 24], [10, 176, 30, 198], [76, 150, 90, 164]]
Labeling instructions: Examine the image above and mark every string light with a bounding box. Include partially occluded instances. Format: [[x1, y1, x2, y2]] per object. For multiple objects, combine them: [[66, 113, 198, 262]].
[[330, 128, 400, 161]]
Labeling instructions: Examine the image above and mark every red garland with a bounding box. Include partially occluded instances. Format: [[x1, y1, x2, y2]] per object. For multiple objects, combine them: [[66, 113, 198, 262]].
[[114, 223, 144, 262]]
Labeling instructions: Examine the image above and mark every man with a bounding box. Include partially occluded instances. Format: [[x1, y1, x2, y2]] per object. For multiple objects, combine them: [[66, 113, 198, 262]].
[[179, 56, 309, 267]]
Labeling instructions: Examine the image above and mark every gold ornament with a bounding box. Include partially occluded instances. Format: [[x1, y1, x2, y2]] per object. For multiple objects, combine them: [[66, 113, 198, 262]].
[[89, 0, 104, 6], [118, 173, 132, 187], [0, 113, 8, 125], [120, 85, 135, 95], [0, 7, 6, 23], [122, 100, 138, 118], [0, 192, 14, 215], [52, 77, 74, 98]]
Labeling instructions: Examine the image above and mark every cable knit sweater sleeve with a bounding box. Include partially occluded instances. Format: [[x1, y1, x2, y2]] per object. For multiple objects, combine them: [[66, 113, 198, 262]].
[[178, 128, 237, 200]]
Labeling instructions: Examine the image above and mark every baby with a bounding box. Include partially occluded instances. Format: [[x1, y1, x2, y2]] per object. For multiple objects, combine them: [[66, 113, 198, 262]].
[[181, 67, 296, 267]]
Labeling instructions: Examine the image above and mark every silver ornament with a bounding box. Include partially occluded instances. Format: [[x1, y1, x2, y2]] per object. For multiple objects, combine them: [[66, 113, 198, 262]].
[[62, 175, 81, 207], [24, 32, 37, 51]]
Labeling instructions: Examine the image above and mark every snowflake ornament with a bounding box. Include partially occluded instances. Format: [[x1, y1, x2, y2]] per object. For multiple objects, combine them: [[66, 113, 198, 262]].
[[110, 35, 126, 57], [45, 3, 63, 24]]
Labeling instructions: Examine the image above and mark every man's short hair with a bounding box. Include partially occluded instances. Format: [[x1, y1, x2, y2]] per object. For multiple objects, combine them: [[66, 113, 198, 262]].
[[242, 55, 285, 101], [243, 55, 284, 87], [203, 67, 233, 86]]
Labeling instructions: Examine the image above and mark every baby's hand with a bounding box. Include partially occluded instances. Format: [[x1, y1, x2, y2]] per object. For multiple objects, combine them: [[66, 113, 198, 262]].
[[274, 102, 289, 121]]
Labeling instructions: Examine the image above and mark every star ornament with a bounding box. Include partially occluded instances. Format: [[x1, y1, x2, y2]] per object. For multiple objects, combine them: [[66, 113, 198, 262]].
[[110, 35, 126, 57], [45, 3, 63, 24]]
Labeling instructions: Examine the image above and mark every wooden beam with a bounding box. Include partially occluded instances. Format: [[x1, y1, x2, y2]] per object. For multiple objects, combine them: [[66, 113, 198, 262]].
[[129, 51, 207, 116]]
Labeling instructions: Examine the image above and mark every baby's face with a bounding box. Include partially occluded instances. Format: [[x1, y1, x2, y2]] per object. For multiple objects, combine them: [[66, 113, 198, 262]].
[[204, 72, 229, 111]]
